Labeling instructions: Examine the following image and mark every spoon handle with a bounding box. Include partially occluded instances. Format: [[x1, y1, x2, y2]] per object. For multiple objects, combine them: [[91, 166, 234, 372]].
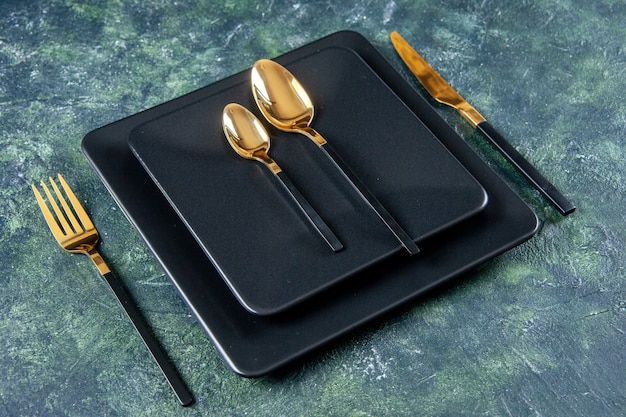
[[318, 140, 420, 256], [275, 171, 344, 252]]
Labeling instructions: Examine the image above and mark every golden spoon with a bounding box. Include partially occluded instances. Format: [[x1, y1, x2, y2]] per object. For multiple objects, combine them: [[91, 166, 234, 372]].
[[251, 59, 419, 256], [222, 103, 343, 252]]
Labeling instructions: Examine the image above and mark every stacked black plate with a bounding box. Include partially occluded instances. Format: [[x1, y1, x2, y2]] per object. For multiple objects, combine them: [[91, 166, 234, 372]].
[[82, 31, 538, 376]]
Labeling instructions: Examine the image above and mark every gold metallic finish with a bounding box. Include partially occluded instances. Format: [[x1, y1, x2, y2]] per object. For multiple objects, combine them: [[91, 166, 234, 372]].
[[33, 175, 194, 405], [250, 57, 420, 255], [89, 252, 111, 275], [390, 31, 486, 128], [251, 59, 327, 146], [32, 173, 111, 276], [391, 31, 576, 217], [222, 103, 282, 174], [222, 103, 344, 252]]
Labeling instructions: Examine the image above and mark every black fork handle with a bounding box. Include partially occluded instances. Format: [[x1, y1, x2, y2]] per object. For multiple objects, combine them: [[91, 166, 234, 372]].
[[101, 270, 194, 406]]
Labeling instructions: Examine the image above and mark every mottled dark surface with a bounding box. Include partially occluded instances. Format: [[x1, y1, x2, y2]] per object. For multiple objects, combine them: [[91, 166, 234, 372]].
[[1, 1, 624, 416]]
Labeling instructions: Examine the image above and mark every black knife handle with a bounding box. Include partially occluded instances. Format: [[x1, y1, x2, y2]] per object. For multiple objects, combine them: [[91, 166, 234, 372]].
[[477, 121, 575, 216], [101, 270, 194, 406]]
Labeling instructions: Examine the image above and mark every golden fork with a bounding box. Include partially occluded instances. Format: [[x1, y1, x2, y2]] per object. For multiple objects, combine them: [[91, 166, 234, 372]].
[[32, 173, 193, 407]]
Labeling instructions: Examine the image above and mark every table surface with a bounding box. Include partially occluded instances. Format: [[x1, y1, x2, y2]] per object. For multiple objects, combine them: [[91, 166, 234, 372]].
[[1, 1, 624, 416]]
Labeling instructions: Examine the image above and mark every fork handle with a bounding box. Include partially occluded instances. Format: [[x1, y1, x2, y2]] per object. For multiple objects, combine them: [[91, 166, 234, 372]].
[[100, 269, 194, 406]]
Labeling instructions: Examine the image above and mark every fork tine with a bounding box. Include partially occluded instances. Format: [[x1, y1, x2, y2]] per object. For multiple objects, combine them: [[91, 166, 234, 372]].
[[32, 183, 66, 239], [40, 179, 74, 236], [57, 173, 94, 230], [50, 175, 83, 233], [33, 174, 193, 405]]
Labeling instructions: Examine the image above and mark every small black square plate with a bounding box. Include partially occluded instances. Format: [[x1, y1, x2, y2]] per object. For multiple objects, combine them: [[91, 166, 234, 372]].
[[82, 31, 538, 377], [127, 46, 487, 315]]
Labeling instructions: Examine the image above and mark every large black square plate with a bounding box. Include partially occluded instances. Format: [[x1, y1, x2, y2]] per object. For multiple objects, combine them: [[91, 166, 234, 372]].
[[127, 46, 487, 315], [82, 31, 538, 376]]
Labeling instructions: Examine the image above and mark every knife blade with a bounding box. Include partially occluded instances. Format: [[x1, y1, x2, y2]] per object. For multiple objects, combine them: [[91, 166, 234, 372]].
[[390, 31, 575, 216]]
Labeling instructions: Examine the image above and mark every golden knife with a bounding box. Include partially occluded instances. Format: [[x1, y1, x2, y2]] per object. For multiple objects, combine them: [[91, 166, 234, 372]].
[[390, 31, 575, 216]]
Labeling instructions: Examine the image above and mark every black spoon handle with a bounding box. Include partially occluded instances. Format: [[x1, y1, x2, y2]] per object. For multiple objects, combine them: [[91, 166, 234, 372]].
[[320, 142, 420, 256], [276, 171, 344, 252]]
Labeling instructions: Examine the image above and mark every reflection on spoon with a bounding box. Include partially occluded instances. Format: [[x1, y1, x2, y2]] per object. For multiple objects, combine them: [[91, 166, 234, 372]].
[[222, 103, 343, 253], [251, 59, 419, 256]]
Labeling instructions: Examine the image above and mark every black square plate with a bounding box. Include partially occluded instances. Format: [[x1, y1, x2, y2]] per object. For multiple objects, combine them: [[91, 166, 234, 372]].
[[82, 31, 538, 377], [127, 46, 487, 315]]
